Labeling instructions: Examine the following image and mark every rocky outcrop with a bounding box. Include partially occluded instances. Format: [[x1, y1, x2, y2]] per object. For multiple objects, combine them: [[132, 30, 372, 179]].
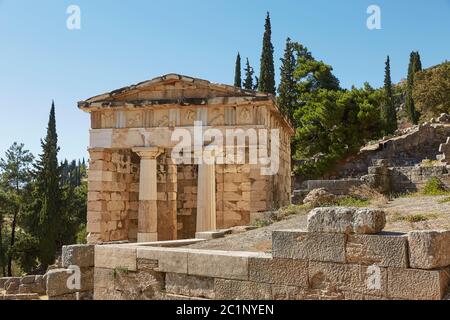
[[303, 188, 336, 207]]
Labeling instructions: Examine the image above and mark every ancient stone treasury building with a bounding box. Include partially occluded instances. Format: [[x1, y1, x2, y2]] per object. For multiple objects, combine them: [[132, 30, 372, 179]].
[[79, 74, 294, 244]]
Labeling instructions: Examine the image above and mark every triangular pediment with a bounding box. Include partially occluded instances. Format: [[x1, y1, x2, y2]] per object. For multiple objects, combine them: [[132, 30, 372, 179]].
[[80, 74, 270, 107]]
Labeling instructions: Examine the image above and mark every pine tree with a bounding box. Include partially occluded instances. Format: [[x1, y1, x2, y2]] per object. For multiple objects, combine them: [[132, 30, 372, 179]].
[[243, 58, 255, 90], [278, 38, 297, 120], [382, 56, 397, 134], [406, 51, 422, 124], [234, 53, 242, 88], [33, 101, 62, 268], [258, 12, 276, 94]]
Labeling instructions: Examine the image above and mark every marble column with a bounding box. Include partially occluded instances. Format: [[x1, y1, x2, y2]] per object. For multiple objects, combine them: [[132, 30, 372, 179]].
[[196, 163, 217, 232], [133, 147, 164, 242]]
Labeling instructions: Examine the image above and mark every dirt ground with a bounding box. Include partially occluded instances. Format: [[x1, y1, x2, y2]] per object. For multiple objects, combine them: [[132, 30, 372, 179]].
[[186, 195, 450, 253]]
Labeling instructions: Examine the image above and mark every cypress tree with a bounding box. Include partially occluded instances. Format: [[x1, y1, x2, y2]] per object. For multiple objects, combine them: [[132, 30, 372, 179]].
[[243, 58, 255, 90], [33, 101, 62, 268], [258, 12, 276, 94], [406, 51, 422, 124], [278, 38, 297, 120], [234, 53, 242, 88], [382, 56, 397, 134]]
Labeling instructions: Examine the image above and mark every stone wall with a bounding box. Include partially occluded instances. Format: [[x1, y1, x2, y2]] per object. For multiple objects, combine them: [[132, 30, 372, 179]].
[[176, 165, 198, 239], [46, 244, 95, 300], [328, 123, 450, 179], [87, 148, 140, 243], [0, 275, 45, 300], [92, 208, 450, 300]]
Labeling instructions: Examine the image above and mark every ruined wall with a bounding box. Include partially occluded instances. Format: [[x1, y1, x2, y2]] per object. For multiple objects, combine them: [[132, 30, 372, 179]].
[[328, 124, 450, 179], [87, 148, 140, 244], [92, 208, 450, 300], [177, 165, 198, 239]]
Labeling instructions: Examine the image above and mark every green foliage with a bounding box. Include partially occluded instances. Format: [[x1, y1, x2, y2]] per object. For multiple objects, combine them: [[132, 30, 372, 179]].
[[30, 101, 62, 268], [254, 219, 272, 228], [76, 224, 88, 244], [294, 87, 384, 177], [333, 197, 370, 208], [381, 56, 398, 134], [258, 12, 276, 94], [9, 231, 39, 274], [438, 196, 450, 204], [422, 177, 448, 196], [234, 52, 242, 88], [393, 214, 429, 223], [277, 38, 297, 121], [405, 51, 422, 124], [243, 58, 256, 90], [413, 62, 450, 117], [0, 142, 34, 276]]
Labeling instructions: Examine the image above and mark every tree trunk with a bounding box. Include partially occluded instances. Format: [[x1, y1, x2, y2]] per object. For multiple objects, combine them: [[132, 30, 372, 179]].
[[7, 210, 18, 277]]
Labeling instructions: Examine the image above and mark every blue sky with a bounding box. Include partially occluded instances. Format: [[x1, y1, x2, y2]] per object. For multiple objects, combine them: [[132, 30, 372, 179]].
[[0, 0, 449, 161]]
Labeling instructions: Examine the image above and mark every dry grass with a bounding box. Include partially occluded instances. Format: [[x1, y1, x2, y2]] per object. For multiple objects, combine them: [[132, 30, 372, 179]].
[[349, 184, 389, 207]]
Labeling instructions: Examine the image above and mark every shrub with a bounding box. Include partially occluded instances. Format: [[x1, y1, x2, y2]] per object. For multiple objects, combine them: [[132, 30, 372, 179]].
[[422, 177, 448, 196]]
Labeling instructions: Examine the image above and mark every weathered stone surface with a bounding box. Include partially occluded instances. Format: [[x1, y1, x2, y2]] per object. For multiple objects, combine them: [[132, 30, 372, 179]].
[[303, 188, 336, 207], [20, 275, 36, 285], [166, 273, 214, 299], [271, 285, 306, 300], [248, 257, 308, 288], [62, 244, 95, 268], [307, 207, 386, 234], [95, 245, 137, 271], [94, 268, 115, 290], [308, 261, 388, 298], [387, 267, 450, 300], [408, 230, 450, 269], [94, 265, 164, 300], [0, 277, 12, 289], [48, 291, 93, 301], [188, 250, 264, 280], [273, 230, 346, 263], [346, 232, 409, 267], [137, 247, 189, 274], [3, 293, 40, 300], [4, 277, 20, 294], [46, 268, 94, 297], [195, 231, 226, 240], [214, 279, 272, 300]]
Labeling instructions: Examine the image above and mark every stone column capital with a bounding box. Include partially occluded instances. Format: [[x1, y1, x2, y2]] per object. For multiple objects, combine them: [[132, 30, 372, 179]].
[[133, 147, 164, 159]]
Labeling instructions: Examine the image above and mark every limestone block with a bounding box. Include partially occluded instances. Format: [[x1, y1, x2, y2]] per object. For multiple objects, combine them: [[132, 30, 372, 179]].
[[20, 275, 36, 285], [46, 268, 94, 297], [165, 273, 215, 299], [387, 267, 450, 300], [307, 207, 386, 234], [271, 285, 306, 300], [272, 230, 346, 263], [4, 278, 20, 294], [137, 247, 189, 274], [62, 244, 95, 268], [308, 261, 388, 297], [0, 277, 11, 289], [248, 257, 308, 288], [3, 293, 40, 300], [188, 250, 265, 280], [214, 279, 272, 300], [195, 231, 226, 240], [346, 233, 409, 267], [95, 246, 137, 271], [408, 230, 450, 269], [94, 268, 115, 290]]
